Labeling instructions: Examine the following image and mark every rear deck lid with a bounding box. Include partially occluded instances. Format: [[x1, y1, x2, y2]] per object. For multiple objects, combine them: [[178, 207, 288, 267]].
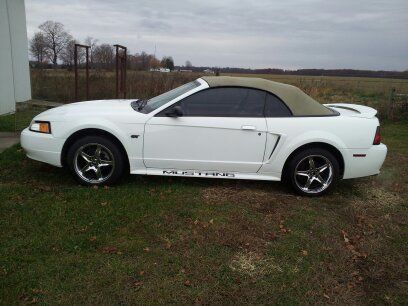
[[324, 103, 378, 118]]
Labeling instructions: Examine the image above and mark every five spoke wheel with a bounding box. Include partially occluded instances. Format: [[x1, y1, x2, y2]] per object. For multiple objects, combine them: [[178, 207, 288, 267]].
[[74, 143, 115, 184], [294, 155, 333, 194]]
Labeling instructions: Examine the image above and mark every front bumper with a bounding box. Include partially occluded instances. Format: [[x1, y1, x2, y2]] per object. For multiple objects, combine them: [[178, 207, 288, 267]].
[[342, 144, 387, 179], [20, 128, 64, 167]]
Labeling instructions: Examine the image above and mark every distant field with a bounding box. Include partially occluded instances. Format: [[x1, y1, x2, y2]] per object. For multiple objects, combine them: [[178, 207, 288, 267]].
[[31, 69, 408, 116], [228, 73, 408, 112], [30, 69, 199, 103], [1, 69, 406, 133]]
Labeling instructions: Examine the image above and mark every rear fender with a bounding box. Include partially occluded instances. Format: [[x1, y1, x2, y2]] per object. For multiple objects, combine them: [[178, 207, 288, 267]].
[[261, 130, 346, 175]]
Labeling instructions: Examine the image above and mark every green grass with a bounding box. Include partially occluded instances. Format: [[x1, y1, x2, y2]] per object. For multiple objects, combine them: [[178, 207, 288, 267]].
[[0, 121, 407, 304], [0, 107, 43, 133], [0, 113, 15, 132]]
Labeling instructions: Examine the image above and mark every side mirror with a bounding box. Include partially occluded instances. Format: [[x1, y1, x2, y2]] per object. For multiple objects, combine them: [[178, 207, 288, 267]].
[[165, 105, 183, 117]]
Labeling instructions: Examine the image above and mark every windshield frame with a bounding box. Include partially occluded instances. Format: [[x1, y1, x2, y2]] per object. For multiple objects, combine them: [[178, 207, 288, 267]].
[[137, 79, 207, 114]]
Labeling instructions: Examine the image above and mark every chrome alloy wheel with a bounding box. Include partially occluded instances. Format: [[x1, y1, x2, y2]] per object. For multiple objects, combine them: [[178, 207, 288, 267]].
[[294, 155, 333, 194], [74, 143, 115, 184]]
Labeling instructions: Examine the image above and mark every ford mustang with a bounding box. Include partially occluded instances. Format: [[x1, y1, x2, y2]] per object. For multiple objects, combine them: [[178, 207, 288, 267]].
[[21, 76, 387, 196]]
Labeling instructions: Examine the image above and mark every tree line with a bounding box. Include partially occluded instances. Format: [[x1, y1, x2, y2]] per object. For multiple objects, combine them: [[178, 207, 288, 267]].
[[184, 66, 408, 79], [29, 20, 178, 71]]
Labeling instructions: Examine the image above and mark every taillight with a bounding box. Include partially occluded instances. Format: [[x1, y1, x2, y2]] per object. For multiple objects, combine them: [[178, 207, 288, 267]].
[[373, 126, 381, 145]]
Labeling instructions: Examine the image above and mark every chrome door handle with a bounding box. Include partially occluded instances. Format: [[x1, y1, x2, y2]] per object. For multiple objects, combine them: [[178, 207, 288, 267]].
[[241, 125, 256, 130]]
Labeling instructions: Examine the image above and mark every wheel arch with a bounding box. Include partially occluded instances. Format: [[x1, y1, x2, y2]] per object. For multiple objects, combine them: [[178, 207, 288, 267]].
[[282, 142, 345, 179], [61, 128, 130, 171]]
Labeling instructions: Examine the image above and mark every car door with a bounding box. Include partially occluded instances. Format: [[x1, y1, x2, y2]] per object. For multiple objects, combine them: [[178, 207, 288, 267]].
[[143, 87, 268, 173]]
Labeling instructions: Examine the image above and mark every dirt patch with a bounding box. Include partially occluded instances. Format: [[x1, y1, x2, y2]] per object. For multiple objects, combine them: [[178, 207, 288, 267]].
[[202, 186, 271, 205], [202, 186, 302, 215], [202, 185, 298, 208]]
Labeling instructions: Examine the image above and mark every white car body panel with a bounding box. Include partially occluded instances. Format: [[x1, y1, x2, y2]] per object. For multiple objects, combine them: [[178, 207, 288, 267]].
[[144, 116, 267, 172], [20, 78, 387, 183]]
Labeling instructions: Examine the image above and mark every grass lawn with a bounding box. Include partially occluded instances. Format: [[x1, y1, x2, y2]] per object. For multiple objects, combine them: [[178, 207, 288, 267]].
[[0, 121, 407, 304], [0, 106, 47, 133], [0, 113, 16, 132]]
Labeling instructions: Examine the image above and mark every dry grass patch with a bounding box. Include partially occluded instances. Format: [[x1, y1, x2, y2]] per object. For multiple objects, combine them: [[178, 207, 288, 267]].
[[354, 184, 402, 209], [229, 251, 283, 277]]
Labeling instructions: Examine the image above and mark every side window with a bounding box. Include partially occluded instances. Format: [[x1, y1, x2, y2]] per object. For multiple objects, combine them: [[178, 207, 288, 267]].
[[158, 87, 266, 117], [264, 93, 292, 117]]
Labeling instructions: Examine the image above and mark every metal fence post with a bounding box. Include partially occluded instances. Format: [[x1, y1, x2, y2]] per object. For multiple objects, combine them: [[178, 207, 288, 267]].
[[124, 47, 127, 98], [86, 47, 89, 100], [74, 44, 90, 102], [114, 44, 127, 99], [115, 45, 119, 98], [74, 46, 78, 101]]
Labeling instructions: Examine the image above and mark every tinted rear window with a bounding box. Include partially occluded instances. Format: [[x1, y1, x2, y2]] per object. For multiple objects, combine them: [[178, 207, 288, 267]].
[[264, 93, 292, 117]]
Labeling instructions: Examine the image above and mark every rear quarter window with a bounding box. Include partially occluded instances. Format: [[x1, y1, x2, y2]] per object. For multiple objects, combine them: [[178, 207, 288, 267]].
[[264, 93, 292, 117]]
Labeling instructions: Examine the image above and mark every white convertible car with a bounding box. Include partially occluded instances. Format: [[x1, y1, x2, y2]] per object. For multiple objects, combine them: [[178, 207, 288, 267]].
[[21, 76, 387, 196]]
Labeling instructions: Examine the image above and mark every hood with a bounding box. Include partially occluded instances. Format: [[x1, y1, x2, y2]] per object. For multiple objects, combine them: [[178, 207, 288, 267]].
[[35, 99, 144, 121]]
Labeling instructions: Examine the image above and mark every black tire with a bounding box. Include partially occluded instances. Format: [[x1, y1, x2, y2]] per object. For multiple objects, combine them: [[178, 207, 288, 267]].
[[285, 148, 340, 196], [67, 135, 126, 186]]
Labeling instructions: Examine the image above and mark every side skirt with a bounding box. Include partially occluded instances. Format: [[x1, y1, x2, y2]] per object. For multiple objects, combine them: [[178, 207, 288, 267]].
[[131, 168, 281, 181]]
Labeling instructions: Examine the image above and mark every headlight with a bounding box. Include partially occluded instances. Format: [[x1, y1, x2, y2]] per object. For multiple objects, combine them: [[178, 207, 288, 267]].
[[29, 121, 51, 134]]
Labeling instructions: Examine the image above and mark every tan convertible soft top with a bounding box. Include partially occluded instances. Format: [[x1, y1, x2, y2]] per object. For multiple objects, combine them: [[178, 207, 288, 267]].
[[201, 76, 333, 116]]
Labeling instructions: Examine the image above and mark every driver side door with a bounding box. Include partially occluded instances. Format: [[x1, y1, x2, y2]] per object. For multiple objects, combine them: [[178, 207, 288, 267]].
[[143, 87, 268, 173]]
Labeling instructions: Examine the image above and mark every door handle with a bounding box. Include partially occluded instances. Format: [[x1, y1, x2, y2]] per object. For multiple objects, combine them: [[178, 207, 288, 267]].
[[241, 125, 256, 130]]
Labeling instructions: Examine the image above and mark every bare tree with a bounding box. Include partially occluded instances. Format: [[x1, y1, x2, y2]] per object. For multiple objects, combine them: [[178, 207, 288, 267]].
[[185, 60, 192, 68], [84, 36, 98, 65], [60, 39, 85, 67], [29, 32, 47, 63], [140, 52, 150, 70], [127, 52, 154, 71], [93, 44, 114, 68], [39, 20, 72, 65]]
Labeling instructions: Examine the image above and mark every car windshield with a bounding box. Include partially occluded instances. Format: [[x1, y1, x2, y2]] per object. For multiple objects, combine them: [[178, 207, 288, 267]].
[[136, 80, 201, 113]]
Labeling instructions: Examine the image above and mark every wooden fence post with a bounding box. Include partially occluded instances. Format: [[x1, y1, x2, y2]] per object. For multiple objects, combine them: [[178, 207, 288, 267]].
[[389, 87, 396, 121]]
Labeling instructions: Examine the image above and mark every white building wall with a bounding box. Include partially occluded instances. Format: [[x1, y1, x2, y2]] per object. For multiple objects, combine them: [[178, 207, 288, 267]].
[[8, 0, 31, 103], [0, 0, 31, 115], [0, 0, 16, 115]]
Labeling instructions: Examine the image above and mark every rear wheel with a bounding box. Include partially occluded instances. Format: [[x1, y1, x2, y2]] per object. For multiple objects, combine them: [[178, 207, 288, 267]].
[[286, 148, 339, 196], [67, 136, 125, 185]]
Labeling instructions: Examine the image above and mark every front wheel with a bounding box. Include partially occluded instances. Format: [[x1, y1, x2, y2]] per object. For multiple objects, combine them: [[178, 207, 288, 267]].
[[67, 136, 125, 186], [286, 148, 340, 196]]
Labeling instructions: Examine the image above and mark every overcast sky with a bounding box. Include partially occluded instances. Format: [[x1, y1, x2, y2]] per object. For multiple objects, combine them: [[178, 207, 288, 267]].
[[25, 0, 408, 70]]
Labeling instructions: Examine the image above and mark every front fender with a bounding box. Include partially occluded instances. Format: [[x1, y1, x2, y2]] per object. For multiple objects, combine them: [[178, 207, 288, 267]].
[[53, 118, 144, 167], [54, 119, 128, 146]]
